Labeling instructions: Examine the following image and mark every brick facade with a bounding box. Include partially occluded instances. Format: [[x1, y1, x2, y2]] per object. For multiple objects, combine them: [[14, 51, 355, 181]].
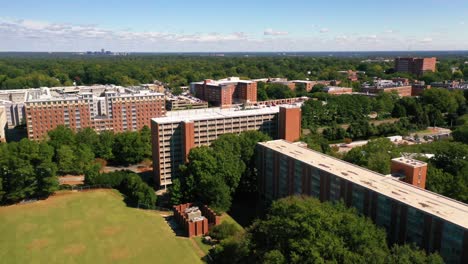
[[391, 158, 428, 189], [395, 57, 437, 76], [173, 203, 221, 237], [194, 80, 257, 107], [25, 92, 165, 140]]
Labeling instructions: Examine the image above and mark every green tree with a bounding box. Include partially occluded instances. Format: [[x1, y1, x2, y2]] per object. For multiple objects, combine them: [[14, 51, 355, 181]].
[[248, 197, 389, 264], [181, 146, 232, 212], [95, 131, 115, 160], [386, 244, 444, 264], [56, 145, 75, 174], [257, 82, 269, 101], [47, 125, 76, 149], [112, 132, 147, 165], [422, 88, 459, 113], [238, 131, 271, 194], [209, 236, 250, 264], [263, 250, 286, 264], [75, 128, 99, 152], [209, 221, 240, 240], [74, 145, 95, 174], [35, 162, 59, 197], [452, 125, 468, 144], [140, 126, 152, 158], [266, 83, 295, 99]]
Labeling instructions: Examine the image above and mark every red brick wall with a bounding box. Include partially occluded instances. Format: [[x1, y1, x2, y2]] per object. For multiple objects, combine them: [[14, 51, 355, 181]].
[[26, 95, 165, 140], [26, 102, 91, 140], [391, 161, 427, 189], [182, 121, 195, 162], [278, 107, 301, 142], [236, 82, 257, 103]]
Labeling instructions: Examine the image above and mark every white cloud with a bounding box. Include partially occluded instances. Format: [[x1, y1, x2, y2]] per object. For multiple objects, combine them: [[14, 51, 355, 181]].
[[264, 28, 288, 36], [420, 37, 433, 43], [0, 17, 254, 51], [319, 28, 329, 33], [460, 21, 466, 25], [335, 35, 348, 42], [0, 17, 464, 52]]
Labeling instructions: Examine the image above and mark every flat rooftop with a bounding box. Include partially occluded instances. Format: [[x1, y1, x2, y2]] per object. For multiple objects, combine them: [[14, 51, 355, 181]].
[[392, 157, 427, 168], [259, 140, 468, 229], [152, 104, 302, 124]]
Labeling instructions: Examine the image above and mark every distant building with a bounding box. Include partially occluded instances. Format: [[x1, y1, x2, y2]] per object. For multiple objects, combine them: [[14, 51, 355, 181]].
[[0, 89, 39, 127], [291, 80, 314, 91], [430, 81, 467, 89], [363, 86, 413, 97], [191, 77, 257, 108], [362, 79, 413, 97], [338, 70, 364, 81], [323, 86, 353, 95], [24, 86, 165, 140], [165, 95, 208, 111], [141, 81, 165, 93], [411, 82, 431, 96], [151, 105, 302, 187], [395, 57, 437, 76], [0, 106, 7, 142], [257, 140, 468, 264], [392, 77, 410, 86]]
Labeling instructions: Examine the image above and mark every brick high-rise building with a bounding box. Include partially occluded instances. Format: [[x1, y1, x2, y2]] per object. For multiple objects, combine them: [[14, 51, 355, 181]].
[[395, 57, 437, 76], [257, 140, 468, 264], [25, 87, 165, 140], [191, 77, 257, 108], [151, 105, 302, 187]]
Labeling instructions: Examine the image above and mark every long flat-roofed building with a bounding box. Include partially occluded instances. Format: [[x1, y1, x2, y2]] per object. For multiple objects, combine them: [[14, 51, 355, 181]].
[[257, 140, 468, 264], [151, 105, 302, 187], [25, 86, 165, 139]]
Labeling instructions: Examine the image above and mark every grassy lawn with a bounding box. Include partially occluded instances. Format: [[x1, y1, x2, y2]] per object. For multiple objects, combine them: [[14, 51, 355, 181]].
[[192, 237, 212, 255], [0, 190, 202, 264]]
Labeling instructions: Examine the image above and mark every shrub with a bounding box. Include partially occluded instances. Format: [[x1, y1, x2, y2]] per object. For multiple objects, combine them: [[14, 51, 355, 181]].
[[209, 222, 239, 240]]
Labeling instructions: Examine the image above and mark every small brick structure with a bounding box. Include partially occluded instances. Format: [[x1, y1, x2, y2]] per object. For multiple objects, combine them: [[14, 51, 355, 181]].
[[173, 203, 221, 237]]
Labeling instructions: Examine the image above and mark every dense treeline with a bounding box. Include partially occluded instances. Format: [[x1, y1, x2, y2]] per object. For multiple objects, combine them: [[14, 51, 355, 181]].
[[302, 88, 467, 141], [169, 131, 271, 213], [84, 170, 156, 206], [0, 125, 152, 204], [341, 135, 468, 203], [1, 56, 467, 89], [0, 140, 59, 204], [48, 125, 151, 171], [209, 196, 442, 264]]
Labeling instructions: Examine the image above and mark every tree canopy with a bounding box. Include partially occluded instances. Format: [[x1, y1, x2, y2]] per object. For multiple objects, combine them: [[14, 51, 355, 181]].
[[169, 131, 271, 212], [210, 196, 443, 264]]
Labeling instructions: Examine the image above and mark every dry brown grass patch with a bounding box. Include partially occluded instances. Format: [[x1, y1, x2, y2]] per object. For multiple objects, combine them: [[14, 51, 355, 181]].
[[100, 226, 123, 236], [27, 239, 49, 251], [109, 247, 130, 260], [62, 219, 83, 229], [63, 243, 86, 255]]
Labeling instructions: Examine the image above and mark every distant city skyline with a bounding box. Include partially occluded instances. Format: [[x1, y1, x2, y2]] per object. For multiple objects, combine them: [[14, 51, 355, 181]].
[[1, 0, 468, 52]]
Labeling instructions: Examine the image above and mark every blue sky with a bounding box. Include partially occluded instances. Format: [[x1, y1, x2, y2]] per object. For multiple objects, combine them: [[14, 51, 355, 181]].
[[1, 0, 467, 51]]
